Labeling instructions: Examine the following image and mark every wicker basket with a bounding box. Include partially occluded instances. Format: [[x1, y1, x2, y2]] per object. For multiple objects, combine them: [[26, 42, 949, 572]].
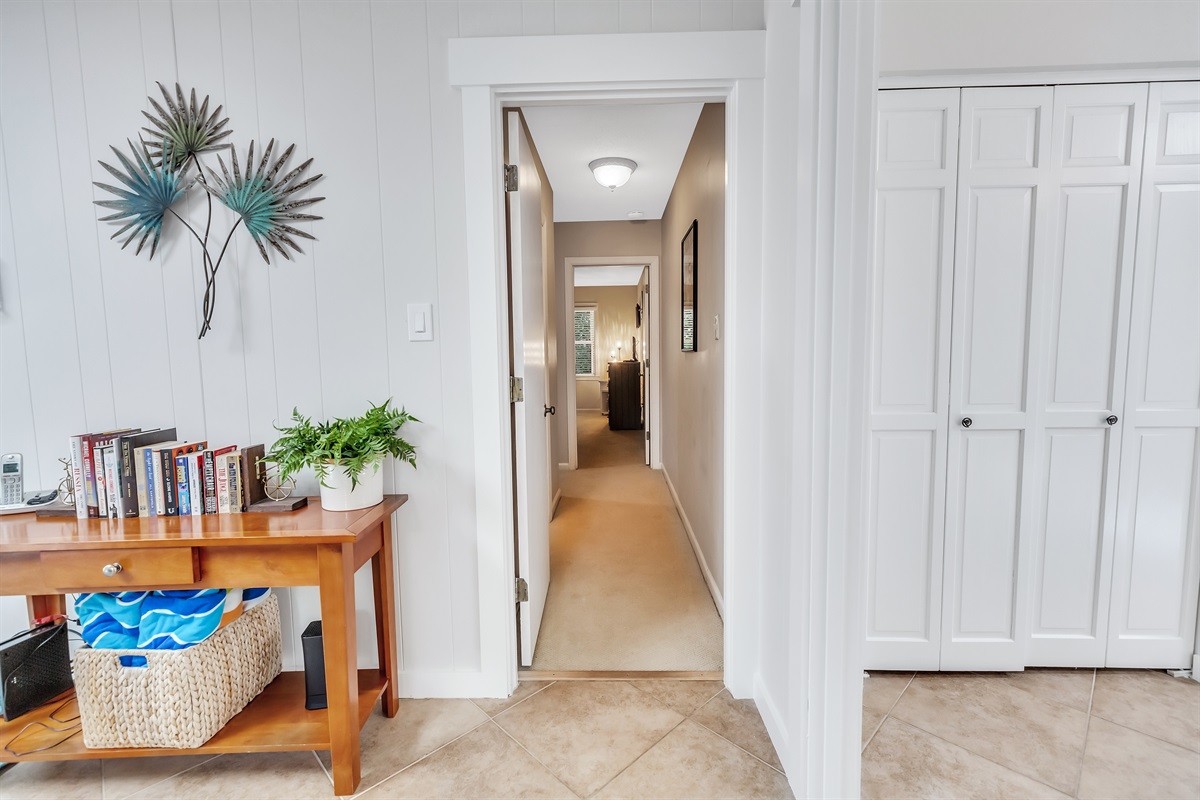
[[74, 593, 282, 749]]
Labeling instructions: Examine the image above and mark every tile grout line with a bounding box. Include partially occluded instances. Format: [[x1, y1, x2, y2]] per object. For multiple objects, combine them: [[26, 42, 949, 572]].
[[584, 714, 694, 798], [312, 748, 333, 787], [1072, 669, 1098, 799], [345, 717, 495, 800], [687, 690, 789, 776], [490, 717, 588, 799], [109, 754, 224, 800], [889, 715, 1077, 798], [469, 679, 557, 718], [862, 672, 916, 753]]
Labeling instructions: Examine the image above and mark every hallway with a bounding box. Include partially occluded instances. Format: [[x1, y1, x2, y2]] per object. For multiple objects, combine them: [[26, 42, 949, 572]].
[[528, 411, 723, 671]]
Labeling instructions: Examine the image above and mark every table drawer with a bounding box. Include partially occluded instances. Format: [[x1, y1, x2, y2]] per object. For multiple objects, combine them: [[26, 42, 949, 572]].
[[40, 547, 198, 591]]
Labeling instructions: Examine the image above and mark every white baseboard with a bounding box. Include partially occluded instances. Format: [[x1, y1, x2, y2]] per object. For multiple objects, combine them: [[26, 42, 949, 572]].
[[557, 462, 570, 471], [754, 673, 789, 773], [662, 466, 724, 617], [551, 488, 562, 519], [1193, 654, 1200, 684], [394, 670, 508, 698]]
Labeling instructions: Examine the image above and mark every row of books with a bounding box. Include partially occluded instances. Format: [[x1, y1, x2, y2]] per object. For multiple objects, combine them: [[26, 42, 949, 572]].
[[68, 427, 265, 520]]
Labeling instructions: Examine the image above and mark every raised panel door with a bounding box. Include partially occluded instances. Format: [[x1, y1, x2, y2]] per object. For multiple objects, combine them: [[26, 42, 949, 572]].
[[1108, 82, 1200, 668], [867, 89, 959, 670], [942, 86, 1052, 671], [1028, 83, 1148, 666]]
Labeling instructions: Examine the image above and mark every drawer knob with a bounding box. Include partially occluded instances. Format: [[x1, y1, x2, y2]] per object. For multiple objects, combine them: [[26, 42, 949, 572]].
[[101, 562, 123, 577]]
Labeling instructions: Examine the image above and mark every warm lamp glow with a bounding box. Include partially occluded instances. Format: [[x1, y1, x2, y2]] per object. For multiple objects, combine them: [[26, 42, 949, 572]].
[[589, 157, 637, 189]]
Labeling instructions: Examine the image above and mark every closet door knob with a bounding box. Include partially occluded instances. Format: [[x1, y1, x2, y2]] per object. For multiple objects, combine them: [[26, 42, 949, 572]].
[[544, 405, 556, 417], [961, 417, 973, 428], [101, 562, 123, 577], [1106, 415, 1118, 426]]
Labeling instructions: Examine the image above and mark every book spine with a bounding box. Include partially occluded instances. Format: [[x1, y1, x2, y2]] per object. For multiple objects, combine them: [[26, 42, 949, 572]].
[[161, 449, 178, 516], [81, 436, 99, 517], [203, 452, 217, 514], [143, 448, 158, 517], [119, 438, 139, 517], [133, 446, 150, 517], [103, 448, 119, 518], [69, 435, 87, 519], [217, 455, 230, 513], [176, 456, 191, 516], [189, 453, 203, 516], [93, 444, 108, 518], [227, 455, 242, 514]]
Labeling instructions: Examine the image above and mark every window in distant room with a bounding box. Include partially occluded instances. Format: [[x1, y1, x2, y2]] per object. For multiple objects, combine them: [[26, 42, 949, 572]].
[[574, 306, 596, 376]]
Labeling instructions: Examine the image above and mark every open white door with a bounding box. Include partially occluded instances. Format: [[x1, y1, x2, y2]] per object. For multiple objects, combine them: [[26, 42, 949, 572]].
[[506, 112, 551, 667]]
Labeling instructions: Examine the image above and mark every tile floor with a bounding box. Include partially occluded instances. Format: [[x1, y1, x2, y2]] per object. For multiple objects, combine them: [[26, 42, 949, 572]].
[[4, 670, 1196, 800], [0, 680, 791, 800], [862, 668, 1200, 800]]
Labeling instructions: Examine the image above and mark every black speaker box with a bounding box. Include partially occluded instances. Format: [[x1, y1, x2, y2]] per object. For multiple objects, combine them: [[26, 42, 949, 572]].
[[301, 620, 327, 711], [0, 622, 73, 720]]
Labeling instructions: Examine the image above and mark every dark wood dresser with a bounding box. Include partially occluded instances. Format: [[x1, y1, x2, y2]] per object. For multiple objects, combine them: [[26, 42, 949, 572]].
[[607, 361, 643, 431]]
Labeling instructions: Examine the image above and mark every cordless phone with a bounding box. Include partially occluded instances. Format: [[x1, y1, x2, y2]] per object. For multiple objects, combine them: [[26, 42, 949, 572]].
[[1, 453, 23, 506]]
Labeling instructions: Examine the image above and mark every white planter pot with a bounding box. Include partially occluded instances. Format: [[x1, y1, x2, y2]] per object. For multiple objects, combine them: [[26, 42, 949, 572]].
[[319, 460, 384, 512]]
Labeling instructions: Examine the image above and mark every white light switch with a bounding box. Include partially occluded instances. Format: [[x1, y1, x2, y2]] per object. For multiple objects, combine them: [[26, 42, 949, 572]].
[[408, 303, 434, 341]]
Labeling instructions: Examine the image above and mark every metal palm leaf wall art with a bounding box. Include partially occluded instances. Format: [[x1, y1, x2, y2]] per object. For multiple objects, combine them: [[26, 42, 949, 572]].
[[93, 82, 325, 339]]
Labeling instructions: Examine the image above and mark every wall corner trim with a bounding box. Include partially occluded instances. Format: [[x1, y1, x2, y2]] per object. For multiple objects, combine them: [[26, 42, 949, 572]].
[[663, 466, 724, 618]]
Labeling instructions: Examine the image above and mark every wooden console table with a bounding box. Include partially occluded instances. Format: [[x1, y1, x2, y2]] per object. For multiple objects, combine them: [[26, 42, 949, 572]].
[[0, 495, 406, 796]]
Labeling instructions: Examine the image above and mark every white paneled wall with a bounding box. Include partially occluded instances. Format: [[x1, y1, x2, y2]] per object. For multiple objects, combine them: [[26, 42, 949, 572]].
[[0, 1, 762, 681]]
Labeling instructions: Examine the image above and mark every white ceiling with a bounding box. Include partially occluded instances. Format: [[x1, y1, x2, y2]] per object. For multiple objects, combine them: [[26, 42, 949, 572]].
[[522, 103, 704, 222], [574, 265, 644, 287]]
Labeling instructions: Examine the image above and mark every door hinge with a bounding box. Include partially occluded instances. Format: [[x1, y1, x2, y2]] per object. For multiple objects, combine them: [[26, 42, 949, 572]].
[[515, 577, 529, 603], [504, 164, 518, 192], [646, 431, 650, 441], [509, 376, 524, 403]]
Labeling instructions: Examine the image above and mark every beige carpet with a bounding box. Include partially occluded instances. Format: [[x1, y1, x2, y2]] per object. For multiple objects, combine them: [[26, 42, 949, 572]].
[[529, 412, 723, 671]]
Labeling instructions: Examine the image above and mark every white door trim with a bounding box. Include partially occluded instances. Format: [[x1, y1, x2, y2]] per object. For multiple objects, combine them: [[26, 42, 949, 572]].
[[879, 64, 1200, 90], [563, 255, 661, 471], [450, 30, 765, 709]]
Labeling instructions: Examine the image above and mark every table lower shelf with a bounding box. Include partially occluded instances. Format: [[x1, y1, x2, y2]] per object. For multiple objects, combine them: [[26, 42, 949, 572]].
[[0, 669, 386, 762]]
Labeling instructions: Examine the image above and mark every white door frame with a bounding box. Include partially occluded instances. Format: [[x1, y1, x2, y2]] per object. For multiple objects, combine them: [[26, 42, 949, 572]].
[[449, 31, 766, 706], [564, 256, 662, 471]]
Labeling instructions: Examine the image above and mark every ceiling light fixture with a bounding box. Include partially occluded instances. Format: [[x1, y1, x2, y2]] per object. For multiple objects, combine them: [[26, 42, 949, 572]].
[[589, 157, 637, 190]]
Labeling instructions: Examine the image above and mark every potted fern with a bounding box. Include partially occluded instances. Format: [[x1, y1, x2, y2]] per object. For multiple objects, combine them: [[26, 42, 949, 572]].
[[266, 400, 417, 511]]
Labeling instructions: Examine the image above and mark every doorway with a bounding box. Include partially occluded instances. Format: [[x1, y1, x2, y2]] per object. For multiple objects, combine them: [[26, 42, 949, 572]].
[[506, 100, 726, 674]]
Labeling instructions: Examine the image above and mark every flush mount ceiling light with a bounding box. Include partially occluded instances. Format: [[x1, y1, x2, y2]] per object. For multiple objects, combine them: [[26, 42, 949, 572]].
[[589, 157, 637, 190]]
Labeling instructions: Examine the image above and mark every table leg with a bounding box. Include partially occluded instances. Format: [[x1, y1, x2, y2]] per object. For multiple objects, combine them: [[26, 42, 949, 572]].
[[28, 594, 65, 623], [318, 543, 361, 796], [371, 516, 400, 718]]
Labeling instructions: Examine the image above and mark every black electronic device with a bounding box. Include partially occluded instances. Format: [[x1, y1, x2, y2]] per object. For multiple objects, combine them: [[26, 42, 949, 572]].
[[301, 620, 327, 711], [0, 621, 73, 720]]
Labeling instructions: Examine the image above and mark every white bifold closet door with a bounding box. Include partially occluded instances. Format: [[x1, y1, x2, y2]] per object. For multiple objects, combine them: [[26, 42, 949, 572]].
[[866, 89, 960, 670], [1107, 82, 1200, 669], [1027, 84, 1148, 666], [941, 87, 1054, 671]]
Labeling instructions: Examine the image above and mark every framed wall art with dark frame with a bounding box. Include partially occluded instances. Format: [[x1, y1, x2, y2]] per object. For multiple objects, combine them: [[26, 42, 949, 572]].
[[681, 218, 698, 352]]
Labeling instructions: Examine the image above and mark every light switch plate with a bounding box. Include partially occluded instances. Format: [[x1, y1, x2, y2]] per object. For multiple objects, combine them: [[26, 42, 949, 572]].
[[407, 303, 434, 341]]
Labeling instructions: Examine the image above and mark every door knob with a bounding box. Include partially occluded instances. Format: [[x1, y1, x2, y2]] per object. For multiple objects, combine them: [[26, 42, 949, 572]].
[[1106, 415, 1118, 426], [101, 562, 123, 577], [544, 405, 556, 417], [961, 417, 973, 428]]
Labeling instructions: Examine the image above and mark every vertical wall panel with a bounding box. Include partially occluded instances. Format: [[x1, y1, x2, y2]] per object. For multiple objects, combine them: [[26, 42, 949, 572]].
[[554, 0, 618, 34], [652, 0, 700, 32], [371, 0, 457, 674], [0, 1, 86, 487], [74, 0, 177, 430], [426, 0, 484, 671], [618, 0, 652, 32], [43, 1, 118, 434]]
